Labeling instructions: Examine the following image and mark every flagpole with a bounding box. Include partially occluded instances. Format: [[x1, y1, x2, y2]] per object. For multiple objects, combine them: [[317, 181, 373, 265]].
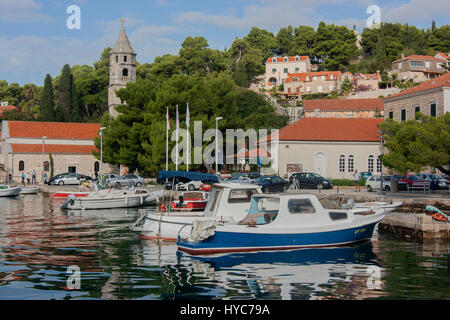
[[176, 105, 179, 171], [186, 102, 190, 172], [166, 107, 169, 171]]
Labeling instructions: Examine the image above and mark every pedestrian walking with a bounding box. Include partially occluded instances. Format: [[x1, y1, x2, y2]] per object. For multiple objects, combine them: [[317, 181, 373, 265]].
[[27, 172, 31, 184], [353, 169, 361, 192], [21, 172, 25, 185], [8, 173, 12, 184]]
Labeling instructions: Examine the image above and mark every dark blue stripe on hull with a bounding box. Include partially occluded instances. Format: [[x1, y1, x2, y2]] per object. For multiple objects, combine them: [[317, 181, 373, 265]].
[[177, 223, 377, 255]]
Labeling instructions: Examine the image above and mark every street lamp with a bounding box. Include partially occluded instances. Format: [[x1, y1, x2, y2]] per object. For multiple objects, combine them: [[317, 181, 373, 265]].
[[99, 127, 106, 183], [215, 117, 223, 173], [378, 130, 384, 195], [42, 136, 47, 184]]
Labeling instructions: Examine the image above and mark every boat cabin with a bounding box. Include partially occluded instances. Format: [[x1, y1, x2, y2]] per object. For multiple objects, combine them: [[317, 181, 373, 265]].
[[238, 194, 365, 228], [203, 183, 262, 221]]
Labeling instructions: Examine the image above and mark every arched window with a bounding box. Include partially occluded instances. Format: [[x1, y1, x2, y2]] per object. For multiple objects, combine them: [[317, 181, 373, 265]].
[[377, 157, 382, 173], [284, 57, 288, 62], [124, 55, 127, 62], [43, 161, 50, 172], [122, 68, 128, 77], [347, 155, 354, 173], [19, 161, 25, 171], [94, 162, 100, 173], [295, 56, 299, 61], [115, 55, 118, 63], [272, 58, 277, 62], [339, 155, 346, 172], [368, 155, 374, 172]]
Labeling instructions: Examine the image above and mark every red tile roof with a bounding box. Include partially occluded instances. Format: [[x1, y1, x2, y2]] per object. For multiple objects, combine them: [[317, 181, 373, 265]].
[[227, 148, 271, 159], [267, 56, 309, 63], [11, 144, 98, 154], [393, 55, 446, 63], [384, 72, 450, 99], [436, 52, 449, 60], [273, 118, 383, 142], [303, 99, 384, 112], [285, 71, 341, 83], [7, 121, 101, 139]]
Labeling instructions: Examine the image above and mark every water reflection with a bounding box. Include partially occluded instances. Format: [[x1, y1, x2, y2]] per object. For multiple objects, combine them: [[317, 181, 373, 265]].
[[0, 194, 449, 300]]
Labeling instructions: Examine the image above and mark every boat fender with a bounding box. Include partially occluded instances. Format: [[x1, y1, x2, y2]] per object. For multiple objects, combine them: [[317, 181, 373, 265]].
[[161, 204, 166, 212]]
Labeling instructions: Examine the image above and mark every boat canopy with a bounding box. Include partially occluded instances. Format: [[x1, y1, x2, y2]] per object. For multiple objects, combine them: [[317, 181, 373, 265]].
[[158, 171, 219, 183]]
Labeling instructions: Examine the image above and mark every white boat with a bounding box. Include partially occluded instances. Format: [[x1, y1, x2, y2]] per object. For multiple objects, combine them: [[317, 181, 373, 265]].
[[143, 189, 165, 205], [354, 201, 402, 212], [131, 183, 262, 241], [61, 188, 161, 210], [20, 187, 40, 195], [177, 193, 388, 255], [0, 185, 22, 197]]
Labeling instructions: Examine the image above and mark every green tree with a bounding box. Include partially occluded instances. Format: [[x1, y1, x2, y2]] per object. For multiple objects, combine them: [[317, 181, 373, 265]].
[[380, 114, 450, 175], [40, 74, 56, 121]]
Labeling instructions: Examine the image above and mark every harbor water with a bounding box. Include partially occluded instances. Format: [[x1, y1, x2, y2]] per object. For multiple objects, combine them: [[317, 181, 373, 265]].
[[0, 193, 449, 300]]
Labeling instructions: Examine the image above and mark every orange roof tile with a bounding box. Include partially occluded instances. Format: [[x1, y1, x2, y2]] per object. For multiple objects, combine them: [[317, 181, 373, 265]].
[[384, 72, 450, 99], [11, 144, 98, 154], [7, 121, 101, 139], [227, 148, 271, 159], [273, 118, 383, 142], [0, 105, 17, 115], [286, 71, 341, 82], [303, 99, 383, 112], [266, 56, 309, 63], [393, 55, 446, 63], [436, 52, 449, 60]]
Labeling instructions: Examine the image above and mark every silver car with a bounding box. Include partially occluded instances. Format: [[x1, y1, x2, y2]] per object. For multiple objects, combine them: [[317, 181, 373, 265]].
[[50, 173, 82, 186], [107, 174, 145, 187]]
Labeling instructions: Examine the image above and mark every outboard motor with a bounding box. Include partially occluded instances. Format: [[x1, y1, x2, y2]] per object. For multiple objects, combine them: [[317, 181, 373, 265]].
[[177, 195, 184, 208], [61, 194, 76, 209]]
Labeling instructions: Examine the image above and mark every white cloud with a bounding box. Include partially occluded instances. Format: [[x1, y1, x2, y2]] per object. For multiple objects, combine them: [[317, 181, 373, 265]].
[[0, 0, 51, 22], [381, 0, 450, 24]]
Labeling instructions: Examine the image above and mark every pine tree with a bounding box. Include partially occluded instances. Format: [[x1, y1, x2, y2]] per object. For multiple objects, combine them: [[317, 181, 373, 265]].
[[40, 74, 56, 122], [58, 64, 73, 122]]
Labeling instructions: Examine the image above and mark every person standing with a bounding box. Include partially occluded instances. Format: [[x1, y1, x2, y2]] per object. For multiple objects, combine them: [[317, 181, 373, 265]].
[[353, 169, 361, 192], [26, 172, 31, 184], [8, 173, 12, 184], [32, 170, 37, 184], [21, 172, 25, 185]]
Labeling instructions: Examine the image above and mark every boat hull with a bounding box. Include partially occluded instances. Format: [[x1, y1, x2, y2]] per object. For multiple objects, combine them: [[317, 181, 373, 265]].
[[65, 195, 146, 210], [177, 221, 379, 255], [20, 187, 40, 194], [51, 191, 88, 199], [0, 187, 22, 197]]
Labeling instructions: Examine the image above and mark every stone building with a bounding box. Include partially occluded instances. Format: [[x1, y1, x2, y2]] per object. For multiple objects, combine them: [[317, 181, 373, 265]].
[[390, 54, 446, 83], [108, 20, 137, 118], [265, 56, 311, 89], [283, 71, 341, 97], [303, 98, 384, 118], [383, 72, 450, 121]]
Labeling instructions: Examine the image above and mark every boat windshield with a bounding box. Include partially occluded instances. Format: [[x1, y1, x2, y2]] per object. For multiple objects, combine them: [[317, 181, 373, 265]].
[[239, 196, 280, 225]]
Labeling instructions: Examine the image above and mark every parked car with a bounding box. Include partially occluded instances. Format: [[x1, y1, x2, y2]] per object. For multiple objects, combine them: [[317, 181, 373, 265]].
[[254, 176, 289, 193], [228, 172, 261, 183], [48, 173, 84, 186], [102, 174, 119, 186], [164, 177, 190, 190], [289, 172, 333, 190], [177, 180, 203, 191], [365, 175, 393, 192], [106, 174, 145, 187], [391, 175, 407, 190], [416, 174, 450, 190], [359, 172, 373, 180], [403, 175, 431, 190]]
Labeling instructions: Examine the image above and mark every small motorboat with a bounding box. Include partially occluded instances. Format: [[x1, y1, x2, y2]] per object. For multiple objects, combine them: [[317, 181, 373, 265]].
[[19, 186, 40, 195], [0, 185, 22, 197], [131, 183, 262, 241], [60, 188, 153, 210], [354, 201, 403, 213], [177, 193, 387, 255], [170, 191, 209, 211]]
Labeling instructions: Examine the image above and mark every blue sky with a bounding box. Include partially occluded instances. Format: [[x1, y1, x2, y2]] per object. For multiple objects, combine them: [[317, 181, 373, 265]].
[[1, 0, 449, 86]]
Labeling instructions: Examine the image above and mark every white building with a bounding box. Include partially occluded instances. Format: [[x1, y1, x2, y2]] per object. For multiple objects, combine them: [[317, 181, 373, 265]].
[[261, 117, 384, 179]]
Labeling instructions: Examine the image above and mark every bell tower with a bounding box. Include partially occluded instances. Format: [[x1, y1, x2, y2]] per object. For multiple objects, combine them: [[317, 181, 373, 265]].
[[108, 19, 137, 118]]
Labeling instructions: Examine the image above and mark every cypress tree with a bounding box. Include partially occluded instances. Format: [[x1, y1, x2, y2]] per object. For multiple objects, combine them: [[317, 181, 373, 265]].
[[58, 64, 73, 122], [40, 74, 56, 121]]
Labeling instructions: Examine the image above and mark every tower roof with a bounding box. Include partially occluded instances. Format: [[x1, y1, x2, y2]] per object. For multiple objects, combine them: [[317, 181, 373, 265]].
[[111, 19, 136, 55]]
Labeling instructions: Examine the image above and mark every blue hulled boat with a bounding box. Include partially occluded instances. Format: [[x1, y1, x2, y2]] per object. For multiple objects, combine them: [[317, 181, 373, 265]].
[[177, 193, 386, 255]]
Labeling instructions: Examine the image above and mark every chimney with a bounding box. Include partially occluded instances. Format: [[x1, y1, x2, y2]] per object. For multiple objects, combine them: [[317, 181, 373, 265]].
[[401, 53, 405, 60]]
